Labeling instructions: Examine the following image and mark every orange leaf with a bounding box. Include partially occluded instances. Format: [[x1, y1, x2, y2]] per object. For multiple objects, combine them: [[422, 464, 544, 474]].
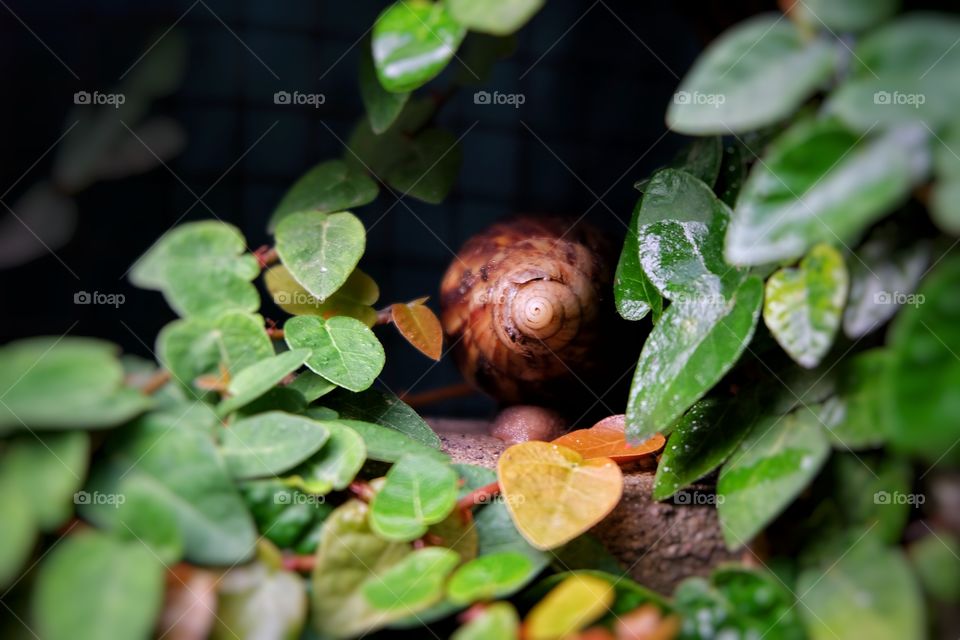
[[391, 299, 443, 360], [552, 415, 665, 463]]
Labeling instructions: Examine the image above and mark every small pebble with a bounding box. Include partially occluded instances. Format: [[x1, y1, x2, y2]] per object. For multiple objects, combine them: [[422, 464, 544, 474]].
[[490, 405, 566, 444]]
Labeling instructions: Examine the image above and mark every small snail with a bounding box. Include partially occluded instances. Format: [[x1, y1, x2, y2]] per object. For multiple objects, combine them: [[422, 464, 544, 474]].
[[440, 216, 625, 411]]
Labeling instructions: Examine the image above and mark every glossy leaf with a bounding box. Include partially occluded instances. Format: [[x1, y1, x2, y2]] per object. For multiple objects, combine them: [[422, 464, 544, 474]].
[[220, 411, 330, 479], [286, 421, 366, 494], [446, 0, 543, 35], [158, 311, 274, 393], [717, 408, 830, 548], [324, 388, 442, 448], [284, 315, 385, 392], [363, 547, 459, 612], [726, 119, 927, 266], [447, 552, 535, 604], [311, 500, 412, 637], [764, 243, 849, 368], [33, 531, 164, 640], [82, 411, 257, 564], [268, 160, 377, 231], [0, 337, 150, 432], [360, 38, 409, 134], [843, 230, 929, 338], [452, 602, 520, 640], [797, 539, 924, 640], [666, 14, 836, 134], [551, 415, 664, 463], [626, 276, 763, 441], [372, 0, 466, 93], [391, 298, 443, 360], [286, 370, 337, 403], [524, 574, 615, 640], [274, 210, 365, 302], [669, 136, 724, 187], [240, 479, 332, 551], [653, 396, 758, 501], [497, 441, 623, 550], [887, 254, 960, 465], [613, 197, 660, 322], [265, 264, 379, 327], [217, 348, 310, 416], [370, 453, 459, 541], [385, 127, 463, 204], [4, 432, 89, 530], [340, 418, 448, 463], [130, 221, 260, 318]]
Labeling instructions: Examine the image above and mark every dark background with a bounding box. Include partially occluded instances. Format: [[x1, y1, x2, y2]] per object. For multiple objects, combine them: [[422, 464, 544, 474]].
[[0, 0, 947, 419]]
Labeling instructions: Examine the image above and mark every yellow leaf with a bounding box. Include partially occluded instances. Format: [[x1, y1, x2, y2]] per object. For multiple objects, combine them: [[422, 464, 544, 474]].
[[496, 441, 622, 550], [265, 265, 378, 326], [524, 574, 615, 640], [391, 299, 443, 360]]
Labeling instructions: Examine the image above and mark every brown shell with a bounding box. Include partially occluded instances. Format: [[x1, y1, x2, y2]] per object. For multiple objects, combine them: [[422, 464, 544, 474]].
[[440, 216, 617, 405]]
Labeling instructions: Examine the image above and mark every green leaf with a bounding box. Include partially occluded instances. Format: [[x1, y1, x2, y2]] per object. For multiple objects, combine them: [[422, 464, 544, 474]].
[[157, 311, 274, 393], [447, 552, 534, 604], [113, 475, 184, 565], [265, 264, 379, 327], [275, 210, 365, 302], [385, 128, 462, 204], [909, 531, 960, 603], [715, 140, 750, 206], [283, 315, 385, 392], [446, 0, 543, 35], [5, 432, 89, 530], [452, 602, 519, 640], [472, 479, 549, 581], [363, 547, 460, 612], [653, 396, 758, 500], [324, 387, 441, 448], [794, 0, 898, 33], [220, 411, 330, 479], [33, 531, 164, 640], [0, 337, 150, 432], [764, 243, 849, 368], [370, 453, 459, 541], [130, 221, 260, 318], [830, 452, 912, 544], [268, 160, 378, 231], [286, 371, 337, 403], [843, 231, 929, 338], [818, 349, 892, 449], [935, 122, 960, 179], [82, 411, 257, 564], [311, 500, 412, 637], [727, 119, 928, 266], [217, 348, 310, 416], [286, 421, 366, 494], [372, 0, 466, 93], [626, 276, 763, 441], [931, 179, 960, 235], [797, 539, 925, 640], [668, 137, 724, 187], [717, 407, 830, 548], [342, 418, 448, 464], [887, 254, 960, 465], [346, 97, 436, 174], [239, 479, 332, 550], [666, 14, 836, 134], [360, 39, 409, 134], [613, 197, 661, 322], [0, 466, 34, 587]]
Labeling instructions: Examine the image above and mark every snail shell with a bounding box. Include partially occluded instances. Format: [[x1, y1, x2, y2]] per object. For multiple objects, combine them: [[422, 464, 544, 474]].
[[440, 216, 617, 406]]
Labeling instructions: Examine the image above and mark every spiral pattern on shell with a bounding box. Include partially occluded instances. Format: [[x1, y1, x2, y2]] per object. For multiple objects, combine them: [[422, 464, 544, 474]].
[[440, 216, 615, 405]]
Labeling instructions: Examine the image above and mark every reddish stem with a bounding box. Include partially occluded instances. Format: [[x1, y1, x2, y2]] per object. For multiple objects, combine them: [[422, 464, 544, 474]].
[[266, 327, 285, 340], [375, 307, 393, 326], [459, 602, 489, 624], [349, 480, 375, 503], [456, 481, 501, 515], [254, 245, 279, 269], [141, 370, 172, 395], [282, 554, 316, 572], [400, 382, 476, 409]]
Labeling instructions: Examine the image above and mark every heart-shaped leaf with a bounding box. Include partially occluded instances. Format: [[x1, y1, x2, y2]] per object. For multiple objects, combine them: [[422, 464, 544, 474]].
[[764, 243, 849, 368], [363, 547, 460, 612], [551, 415, 664, 463], [220, 411, 330, 479], [268, 160, 378, 231], [447, 552, 535, 604], [266, 264, 379, 326], [284, 315, 385, 392], [275, 210, 365, 302], [391, 298, 443, 360], [286, 420, 366, 494], [130, 221, 260, 318], [340, 418, 448, 464], [726, 119, 927, 266], [218, 348, 311, 416], [497, 442, 623, 550], [717, 407, 830, 548], [666, 14, 836, 134], [286, 371, 337, 403], [626, 276, 763, 441], [372, 0, 466, 93], [653, 396, 758, 501], [360, 39, 409, 134], [324, 388, 442, 448], [523, 574, 615, 640], [370, 453, 459, 541], [614, 197, 661, 322], [452, 602, 520, 640], [33, 531, 164, 640]]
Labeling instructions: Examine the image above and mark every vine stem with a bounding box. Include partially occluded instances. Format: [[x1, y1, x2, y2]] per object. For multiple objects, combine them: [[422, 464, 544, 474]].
[[456, 480, 502, 515], [375, 307, 393, 325], [282, 554, 316, 572], [253, 245, 279, 269], [141, 370, 172, 395], [399, 383, 476, 408]]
